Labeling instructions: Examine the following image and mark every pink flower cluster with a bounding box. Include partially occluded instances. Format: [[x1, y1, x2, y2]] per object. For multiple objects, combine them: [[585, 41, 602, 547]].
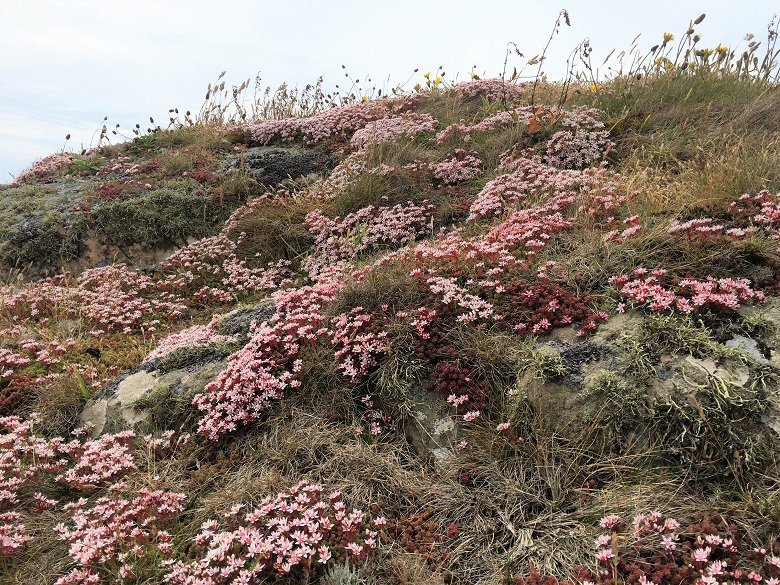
[[146, 314, 237, 361], [425, 276, 495, 324], [0, 511, 29, 556], [667, 190, 780, 243], [245, 98, 414, 145], [410, 229, 518, 277], [435, 106, 537, 145], [11, 152, 74, 186], [730, 189, 780, 229], [603, 215, 642, 243], [331, 308, 389, 383], [0, 415, 59, 557], [1, 421, 182, 499], [450, 78, 530, 102], [668, 218, 726, 239], [0, 415, 62, 511], [55, 430, 136, 490], [595, 512, 681, 563], [163, 480, 382, 582], [430, 150, 483, 184], [610, 268, 763, 314], [193, 280, 342, 439], [468, 154, 621, 219], [55, 489, 185, 584], [96, 155, 142, 178], [436, 105, 605, 152], [2, 266, 185, 336], [0, 348, 30, 380], [350, 112, 438, 149], [358, 394, 391, 437], [484, 205, 573, 258], [142, 429, 192, 460], [160, 233, 294, 304], [302, 201, 433, 279], [593, 511, 780, 585], [0, 414, 189, 559], [319, 152, 370, 193], [76, 265, 185, 334], [544, 128, 613, 169], [560, 106, 608, 130]]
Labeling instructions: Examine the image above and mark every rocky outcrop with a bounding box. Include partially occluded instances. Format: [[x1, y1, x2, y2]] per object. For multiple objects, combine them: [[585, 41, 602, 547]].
[[80, 357, 226, 437], [403, 390, 460, 468], [80, 300, 274, 436], [1, 146, 332, 280], [513, 310, 780, 470], [222, 146, 333, 188]]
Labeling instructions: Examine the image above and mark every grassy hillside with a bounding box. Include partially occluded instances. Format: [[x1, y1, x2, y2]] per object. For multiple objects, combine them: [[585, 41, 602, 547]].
[[1, 20, 779, 585]]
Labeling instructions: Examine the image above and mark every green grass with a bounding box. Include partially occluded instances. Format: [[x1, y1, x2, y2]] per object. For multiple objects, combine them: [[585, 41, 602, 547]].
[[89, 179, 233, 249], [0, 184, 88, 273], [581, 75, 780, 211]]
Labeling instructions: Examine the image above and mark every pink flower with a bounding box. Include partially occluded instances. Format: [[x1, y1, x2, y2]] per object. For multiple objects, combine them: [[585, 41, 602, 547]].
[[318, 545, 331, 563], [462, 410, 480, 422], [661, 534, 679, 550], [597, 548, 614, 562], [707, 560, 727, 576], [595, 535, 611, 548], [598, 514, 620, 529], [346, 542, 364, 557], [692, 547, 711, 563]]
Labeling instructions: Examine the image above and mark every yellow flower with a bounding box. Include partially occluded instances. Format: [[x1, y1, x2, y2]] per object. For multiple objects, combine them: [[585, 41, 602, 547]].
[[589, 82, 598, 92], [433, 76, 442, 85], [715, 44, 728, 54], [470, 72, 478, 80], [423, 71, 431, 79], [414, 83, 422, 91], [361, 95, 367, 102], [663, 32, 674, 43]]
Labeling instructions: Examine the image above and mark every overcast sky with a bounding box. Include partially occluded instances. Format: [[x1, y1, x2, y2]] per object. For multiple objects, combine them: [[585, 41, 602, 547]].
[[1, 0, 777, 181]]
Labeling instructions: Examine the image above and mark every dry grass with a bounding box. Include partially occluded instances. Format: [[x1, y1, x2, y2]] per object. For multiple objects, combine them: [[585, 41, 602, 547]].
[[226, 194, 320, 264], [621, 131, 780, 213], [587, 76, 780, 213], [544, 214, 779, 295]]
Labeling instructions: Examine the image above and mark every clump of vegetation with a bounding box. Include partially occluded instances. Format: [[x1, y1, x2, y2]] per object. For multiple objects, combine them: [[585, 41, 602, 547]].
[[89, 179, 232, 249], [0, 185, 88, 273]]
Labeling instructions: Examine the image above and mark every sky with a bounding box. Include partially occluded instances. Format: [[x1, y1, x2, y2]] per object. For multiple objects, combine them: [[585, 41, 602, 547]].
[[0, 0, 777, 181]]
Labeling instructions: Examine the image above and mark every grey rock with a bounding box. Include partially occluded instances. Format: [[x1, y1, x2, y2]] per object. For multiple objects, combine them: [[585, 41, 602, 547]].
[[79, 300, 278, 436], [81, 357, 226, 436], [516, 311, 780, 446], [218, 301, 275, 337], [725, 334, 769, 364], [222, 146, 333, 187], [403, 388, 459, 468], [545, 339, 612, 387]]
